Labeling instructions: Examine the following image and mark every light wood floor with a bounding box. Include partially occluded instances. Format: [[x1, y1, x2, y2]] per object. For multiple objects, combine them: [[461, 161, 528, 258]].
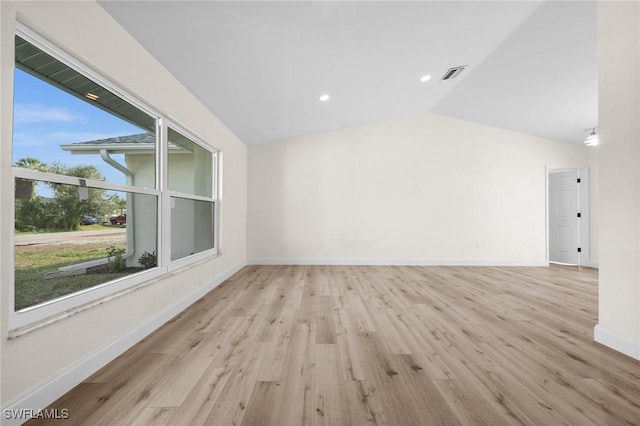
[[28, 265, 640, 425]]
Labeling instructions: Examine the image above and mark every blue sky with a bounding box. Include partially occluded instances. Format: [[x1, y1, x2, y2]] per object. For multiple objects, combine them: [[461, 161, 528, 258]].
[[12, 68, 143, 186]]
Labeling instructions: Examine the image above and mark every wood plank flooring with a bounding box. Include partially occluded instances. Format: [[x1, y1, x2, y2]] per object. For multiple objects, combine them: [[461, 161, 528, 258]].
[[27, 265, 640, 425]]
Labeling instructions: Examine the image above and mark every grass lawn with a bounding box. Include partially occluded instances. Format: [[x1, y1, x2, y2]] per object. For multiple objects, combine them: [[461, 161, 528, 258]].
[[80, 223, 126, 230], [16, 223, 121, 235], [78, 224, 107, 231], [15, 241, 130, 311]]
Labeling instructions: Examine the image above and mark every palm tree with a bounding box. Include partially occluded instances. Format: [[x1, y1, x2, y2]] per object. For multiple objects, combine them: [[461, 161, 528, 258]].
[[14, 157, 49, 172]]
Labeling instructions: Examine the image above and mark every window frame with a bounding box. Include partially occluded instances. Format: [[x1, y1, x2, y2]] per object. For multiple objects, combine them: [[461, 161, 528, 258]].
[[9, 25, 220, 331], [165, 121, 219, 270]]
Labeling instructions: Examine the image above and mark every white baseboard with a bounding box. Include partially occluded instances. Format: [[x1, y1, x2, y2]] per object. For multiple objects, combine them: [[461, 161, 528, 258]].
[[0, 261, 246, 426], [594, 325, 640, 361], [248, 258, 548, 267]]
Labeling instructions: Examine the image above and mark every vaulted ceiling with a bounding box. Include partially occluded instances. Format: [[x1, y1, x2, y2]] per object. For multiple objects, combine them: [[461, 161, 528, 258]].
[[100, 1, 596, 146]]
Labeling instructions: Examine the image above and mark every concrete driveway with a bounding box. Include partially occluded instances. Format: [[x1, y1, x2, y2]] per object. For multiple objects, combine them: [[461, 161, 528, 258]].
[[15, 228, 126, 246]]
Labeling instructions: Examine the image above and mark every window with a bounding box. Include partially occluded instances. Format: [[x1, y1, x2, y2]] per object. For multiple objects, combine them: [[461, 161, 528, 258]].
[[10, 28, 218, 328], [168, 128, 216, 261]]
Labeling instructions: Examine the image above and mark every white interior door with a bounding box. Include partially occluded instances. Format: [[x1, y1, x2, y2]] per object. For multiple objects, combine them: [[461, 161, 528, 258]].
[[549, 170, 579, 264]]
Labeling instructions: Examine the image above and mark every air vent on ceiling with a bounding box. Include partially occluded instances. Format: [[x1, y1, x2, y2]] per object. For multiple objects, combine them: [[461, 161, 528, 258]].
[[441, 65, 467, 80]]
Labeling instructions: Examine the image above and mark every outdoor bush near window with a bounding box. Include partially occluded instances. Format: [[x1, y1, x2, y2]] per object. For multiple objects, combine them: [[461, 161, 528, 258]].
[[11, 30, 218, 322]]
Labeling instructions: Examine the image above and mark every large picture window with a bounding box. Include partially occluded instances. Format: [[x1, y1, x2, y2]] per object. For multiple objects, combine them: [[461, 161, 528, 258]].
[[11, 29, 218, 327]]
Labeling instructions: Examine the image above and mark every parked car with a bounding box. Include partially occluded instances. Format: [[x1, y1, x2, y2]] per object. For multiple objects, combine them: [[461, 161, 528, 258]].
[[80, 216, 99, 225], [110, 214, 126, 225]]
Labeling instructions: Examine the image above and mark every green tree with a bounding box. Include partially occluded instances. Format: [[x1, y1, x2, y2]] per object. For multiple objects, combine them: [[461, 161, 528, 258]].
[[15, 157, 49, 172], [102, 193, 126, 217], [14, 158, 56, 232], [15, 196, 64, 232], [14, 158, 115, 232], [47, 162, 108, 231]]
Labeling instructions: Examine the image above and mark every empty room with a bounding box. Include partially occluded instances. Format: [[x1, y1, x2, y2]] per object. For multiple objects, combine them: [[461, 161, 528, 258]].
[[1, 1, 639, 425]]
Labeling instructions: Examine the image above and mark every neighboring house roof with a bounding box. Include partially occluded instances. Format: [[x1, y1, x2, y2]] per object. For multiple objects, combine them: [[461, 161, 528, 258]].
[[61, 133, 187, 155], [61, 133, 154, 154], [74, 133, 155, 146]]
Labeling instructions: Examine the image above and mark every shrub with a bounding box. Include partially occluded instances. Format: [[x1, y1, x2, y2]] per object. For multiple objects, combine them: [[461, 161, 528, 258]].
[[106, 246, 126, 273], [138, 250, 157, 269]]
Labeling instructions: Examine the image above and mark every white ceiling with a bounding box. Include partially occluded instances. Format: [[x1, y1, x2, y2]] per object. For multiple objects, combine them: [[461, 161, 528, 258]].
[[100, 1, 596, 146]]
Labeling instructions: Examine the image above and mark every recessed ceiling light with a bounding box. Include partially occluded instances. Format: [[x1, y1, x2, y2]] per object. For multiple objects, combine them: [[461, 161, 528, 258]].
[[319, 94, 330, 102], [420, 75, 432, 83], [85, 92, 99, 101]]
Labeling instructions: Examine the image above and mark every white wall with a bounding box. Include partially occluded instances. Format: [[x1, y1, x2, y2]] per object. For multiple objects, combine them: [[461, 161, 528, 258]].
[[594, 1, 640, 360], [248, 112, 590, 265], [0, 0, 247, 415]]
